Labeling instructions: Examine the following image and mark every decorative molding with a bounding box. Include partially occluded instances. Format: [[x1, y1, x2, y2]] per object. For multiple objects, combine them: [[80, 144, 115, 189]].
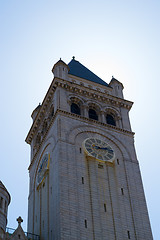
[[28, 108, 135, 168], [26, 76, 133, 148], [53, 78, 133, 109]]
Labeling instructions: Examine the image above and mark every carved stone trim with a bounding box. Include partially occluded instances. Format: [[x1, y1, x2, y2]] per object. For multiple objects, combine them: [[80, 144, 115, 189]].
[[28, 108, 135, 169], [53, 78, 133, 110], [26, 77, 133, 146]]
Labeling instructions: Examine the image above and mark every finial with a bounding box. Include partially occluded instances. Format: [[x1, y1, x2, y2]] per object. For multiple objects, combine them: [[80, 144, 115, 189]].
[[17, 216, 23, 226], [72, 56, 75, 60], [60, 58, 61, 60], [112, 75, 114, 78]]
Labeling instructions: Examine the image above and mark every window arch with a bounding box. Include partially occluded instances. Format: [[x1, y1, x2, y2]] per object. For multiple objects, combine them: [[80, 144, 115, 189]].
[[106, 114, 116, 126], [89, 108, 98, 120], [71, 103, 81, 115]]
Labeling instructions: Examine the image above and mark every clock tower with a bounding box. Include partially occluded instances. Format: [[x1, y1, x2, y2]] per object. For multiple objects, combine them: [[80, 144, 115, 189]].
[[26, 57, 153, 240]]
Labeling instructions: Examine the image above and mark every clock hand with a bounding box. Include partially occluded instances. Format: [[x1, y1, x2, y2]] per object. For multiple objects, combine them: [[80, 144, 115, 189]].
[[93, 145, 113, 152], [99, 147, 113, 152]]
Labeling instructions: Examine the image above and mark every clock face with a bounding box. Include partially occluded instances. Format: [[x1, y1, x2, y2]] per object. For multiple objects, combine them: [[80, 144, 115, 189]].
[[37, 153, 49, 186], [83, 138, 115, 162]]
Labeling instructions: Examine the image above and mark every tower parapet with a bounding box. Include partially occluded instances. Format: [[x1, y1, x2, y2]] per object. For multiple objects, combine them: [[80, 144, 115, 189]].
[[109, 76, 124, 99], [52, 59, 69, 80]]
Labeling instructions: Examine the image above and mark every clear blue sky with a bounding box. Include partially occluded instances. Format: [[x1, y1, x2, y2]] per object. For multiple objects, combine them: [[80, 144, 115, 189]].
[[0, 1, 160, 239]]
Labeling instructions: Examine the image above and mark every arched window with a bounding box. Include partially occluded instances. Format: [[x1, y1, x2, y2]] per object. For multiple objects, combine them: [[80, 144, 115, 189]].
[[106, 114, 116, 126], [71, 103, 81, 115], [89, 109, 98, 120]]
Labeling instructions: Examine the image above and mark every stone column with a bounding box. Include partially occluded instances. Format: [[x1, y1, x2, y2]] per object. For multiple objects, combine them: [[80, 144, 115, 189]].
[[117, 117, 122, 128], [101, 111, 106, 124], [82, 104, 89, 118]]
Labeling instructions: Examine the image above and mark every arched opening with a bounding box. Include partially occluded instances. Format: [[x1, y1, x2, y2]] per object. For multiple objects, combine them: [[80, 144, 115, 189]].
[[106, 114, 116, 126], [89, 109, 98, 120], [71, 103, 81, 115]]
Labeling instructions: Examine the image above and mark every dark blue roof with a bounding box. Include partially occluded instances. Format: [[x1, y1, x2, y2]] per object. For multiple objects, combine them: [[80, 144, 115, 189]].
[[68, 58, 109, 87]]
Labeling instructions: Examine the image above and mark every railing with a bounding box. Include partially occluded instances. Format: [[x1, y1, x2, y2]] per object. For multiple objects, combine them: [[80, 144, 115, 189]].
[[6, 227, 40, 240]]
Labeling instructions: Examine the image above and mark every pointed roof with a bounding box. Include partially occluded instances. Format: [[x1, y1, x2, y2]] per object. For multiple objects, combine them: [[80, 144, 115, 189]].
[[68, 58, 109, 87], [9, 217, 27, 240], [109, 76, 124, 89], [52, 58, 69, 73]]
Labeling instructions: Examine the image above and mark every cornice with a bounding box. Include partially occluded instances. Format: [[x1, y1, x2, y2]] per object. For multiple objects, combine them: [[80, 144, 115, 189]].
[[58, 109, 134, 136], [53, 78, 133, 110]]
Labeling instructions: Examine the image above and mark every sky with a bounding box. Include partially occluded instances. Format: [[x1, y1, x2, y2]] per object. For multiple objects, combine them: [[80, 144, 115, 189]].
[[0, 0, 160, 239]]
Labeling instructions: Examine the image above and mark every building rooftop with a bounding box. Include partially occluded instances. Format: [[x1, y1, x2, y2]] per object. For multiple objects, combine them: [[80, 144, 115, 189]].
[[68, 57, 109, 87]]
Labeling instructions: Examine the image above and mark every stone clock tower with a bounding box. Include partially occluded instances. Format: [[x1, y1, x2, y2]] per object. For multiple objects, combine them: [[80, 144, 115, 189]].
[[26, 57, 153, 240]]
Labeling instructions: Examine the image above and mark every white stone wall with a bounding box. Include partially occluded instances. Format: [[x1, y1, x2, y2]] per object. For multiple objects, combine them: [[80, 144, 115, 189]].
[[55, 114, 152, 240]]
